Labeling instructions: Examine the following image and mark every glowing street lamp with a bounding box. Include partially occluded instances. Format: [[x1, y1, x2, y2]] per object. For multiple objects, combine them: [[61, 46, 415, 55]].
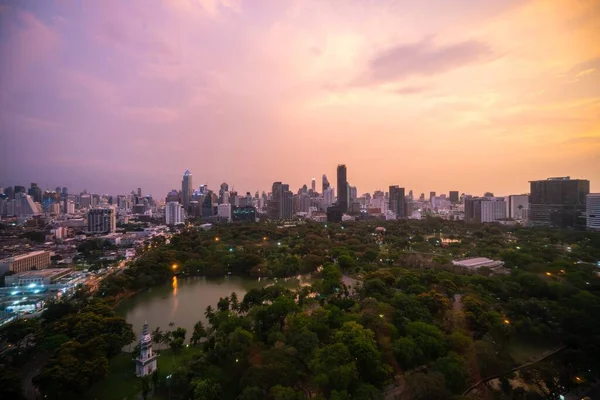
[[546, 272, 551, 276], [172, 264, 178, 271], [215, 237, 220, 242], [504, 319, 510, 324]]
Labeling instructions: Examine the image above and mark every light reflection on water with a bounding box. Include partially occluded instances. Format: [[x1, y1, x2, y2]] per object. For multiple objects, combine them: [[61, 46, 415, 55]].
[[117, 275, 311, 341]]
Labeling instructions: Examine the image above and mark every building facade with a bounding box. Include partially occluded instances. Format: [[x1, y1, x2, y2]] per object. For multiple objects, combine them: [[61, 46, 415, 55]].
[[464, 197, 507, 223], [0, 251, 51, 274], [165, 201, 184, 225], [529, 177, 589, 228], [337, 165, 348, 213], [182, 169, 193, 212], [87, 207, 116, 233], [587, 193, 600, 231], [508, 195, 529, 221]]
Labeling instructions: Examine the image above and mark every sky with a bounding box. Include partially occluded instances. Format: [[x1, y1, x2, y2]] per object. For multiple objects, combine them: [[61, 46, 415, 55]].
[[0, 0, 599, 197]]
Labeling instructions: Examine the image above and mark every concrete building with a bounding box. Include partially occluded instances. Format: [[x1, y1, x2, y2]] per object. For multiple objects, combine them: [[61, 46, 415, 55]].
[[389, 186, 406, 218], [587, 193, 600, 231], [87, 207, 117, 233], [464, 197, 507, 223], [4, 268, 71, 287], [0, 251, 51, 274], [449, 191, 459, 203], [182, 169, 193, 212], [529, 177, 589, 228], [337, 164, 348, 213], [508, 195, 529, 221], [165, 201, 184, 225], [218, 203, 232, 222]]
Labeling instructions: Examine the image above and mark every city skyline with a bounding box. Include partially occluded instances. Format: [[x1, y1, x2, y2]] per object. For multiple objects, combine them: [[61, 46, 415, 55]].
[[1, 0, 599, 196]]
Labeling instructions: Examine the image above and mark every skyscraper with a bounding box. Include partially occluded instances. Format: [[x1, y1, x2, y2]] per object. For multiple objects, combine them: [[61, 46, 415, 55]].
[[87, 207, 116, 233], [28, 183, 42, 203], [389, 186, 406, 218], [322, 174, 330, 193], [337, 164, 348, 213], [449, 191, 459, 203], [282, 185, 293, 219], [219, 182, 229, 204], [182, 169, 193, 212], [586, 194, 600, 231], [269, 182, 282, 219], [165, 201, 184, 225], [311, 178, 316, 193], [529, 177, 590, 228], [429, 191, 436, 202], [464, 198, 507, 223]]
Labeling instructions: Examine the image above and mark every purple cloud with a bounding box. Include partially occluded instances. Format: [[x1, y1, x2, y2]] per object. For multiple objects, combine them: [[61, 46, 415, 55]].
[[355, 38, 493, 85]]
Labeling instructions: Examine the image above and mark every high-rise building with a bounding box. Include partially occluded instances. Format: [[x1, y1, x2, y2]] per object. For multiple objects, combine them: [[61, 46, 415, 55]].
[[87, 207, 116, 233], [587, 194, 600, 231], [201, 192, 214, 219], [322, 175, 330, 193], [429, 191, 436, 202], [182, 169, 193, 212], [323, 187, 334, 208], [282, 184, 293, 219], [218, 203, 232, 222], [28, 183, 42, 203], [349, 186, 357, 201], [219, 182, 229, 204], [232, 206, 257, 222], [269, 182, 283, 219], [337, 164, 348, 213], [11, 192, 41, 216], [80, 194, 91, 209], [449, 191, 459, 203], [311, 178, 316, 193], [508, 195, 529, 220], [137, 188, 142, 198], [165, 201, 184, 225], [529, 177, 590, 228], [464, 198, 507, 223], [389, 186, 406, 218]]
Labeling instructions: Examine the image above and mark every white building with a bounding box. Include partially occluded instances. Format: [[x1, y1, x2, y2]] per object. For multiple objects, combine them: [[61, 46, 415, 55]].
[[87, 207, 116, 233], [135, 322, 158, 377], [0, 251, 51, 274], [218, 203, 232, 222], [587, 193, 600, 231], [508, 195, 529, 220], [165, 201, 184, 225], [7, 193, 42, 217], [66, 201, 75, 214], [452, 257, 504, 270], [323, 187, 334, 208], [481, 199, 506, 222]]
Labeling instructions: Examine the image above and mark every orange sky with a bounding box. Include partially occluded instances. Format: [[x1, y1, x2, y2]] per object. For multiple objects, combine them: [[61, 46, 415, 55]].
[[1, 0, 598, 196]]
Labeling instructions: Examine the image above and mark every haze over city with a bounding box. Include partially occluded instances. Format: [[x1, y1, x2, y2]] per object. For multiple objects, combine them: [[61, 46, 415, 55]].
[[1, 0, 599, 196]]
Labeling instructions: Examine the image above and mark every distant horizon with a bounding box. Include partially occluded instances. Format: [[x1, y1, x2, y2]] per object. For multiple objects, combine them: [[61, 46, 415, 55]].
[[1, 1, 598, 198], [1, 169, 593, 199]]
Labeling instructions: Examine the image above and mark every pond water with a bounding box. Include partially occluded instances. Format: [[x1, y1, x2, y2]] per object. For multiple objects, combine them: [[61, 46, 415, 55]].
[[117, 275, 312, 342]]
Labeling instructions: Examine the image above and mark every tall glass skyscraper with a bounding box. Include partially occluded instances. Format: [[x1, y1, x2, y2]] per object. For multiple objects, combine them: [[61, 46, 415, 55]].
[[337, 164, 348, 213], [182, 169, 193, 211]]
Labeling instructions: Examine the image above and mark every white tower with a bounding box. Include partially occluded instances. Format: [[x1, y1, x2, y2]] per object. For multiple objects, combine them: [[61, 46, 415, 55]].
[[135, 322, 158, 377]]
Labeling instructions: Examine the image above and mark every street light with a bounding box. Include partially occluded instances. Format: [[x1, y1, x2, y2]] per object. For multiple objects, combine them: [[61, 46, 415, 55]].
[[215, 237, 220, 242], [504, 319, 510, 324], [172, 264, 178, 271]]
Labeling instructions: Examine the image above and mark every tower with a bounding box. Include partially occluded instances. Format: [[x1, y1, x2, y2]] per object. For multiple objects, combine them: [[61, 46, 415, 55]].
[[337, 164, 348, 213], [135, 322, 158, 377], [182, 170, 193, 212]]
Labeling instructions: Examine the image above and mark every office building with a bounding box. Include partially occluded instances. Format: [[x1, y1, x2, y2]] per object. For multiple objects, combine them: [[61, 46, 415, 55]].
[[4, 268, 72, 287], [464, 197, 507, 223], [311, 178, 316, 193], [87, 207, 117, 233], [327, 205, 343, 223], [337, 164, 348, 213], [389, 186, 406, 218], [80, 194, 91, 209], [322, 174, 330, 193], [182, 169, 193, 212], [232, 206, 257, 222], [9, 192, 42, 217], [269, 182, 282, 219], [529, 177, 590, 228], [282, 185, 293, 219], [429, 191, 436, 202], [349, 186, 357, 201], [66, 201, 75, 214], [587, 193, 600, 231], [508, 195, 529, 220], [218, 203, 232, 222], [449, 191, 459, 203], [165, 201, 184, 225], [0, 251, 51, 274], [201, 192, 214, 219], [323, 187, 334, 208], [219, 183, 229, 204]]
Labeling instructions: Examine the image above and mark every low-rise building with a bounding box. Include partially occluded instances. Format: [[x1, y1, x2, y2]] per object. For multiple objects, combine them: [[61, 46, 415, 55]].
[[452, 257, 504, 271], [0, 250, 51, 274]]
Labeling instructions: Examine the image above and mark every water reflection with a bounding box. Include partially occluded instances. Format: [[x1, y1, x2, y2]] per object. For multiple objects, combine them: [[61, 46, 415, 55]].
[[118, 276, 311, 340]]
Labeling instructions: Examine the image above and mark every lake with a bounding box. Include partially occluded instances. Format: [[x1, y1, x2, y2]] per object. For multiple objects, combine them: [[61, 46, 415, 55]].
[[117, 275, 312, 343]]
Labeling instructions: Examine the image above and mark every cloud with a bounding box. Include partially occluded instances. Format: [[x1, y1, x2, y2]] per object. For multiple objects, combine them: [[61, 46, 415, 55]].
[[61, 71, 118, 103], [394, 86, 429, 95], [354, 38, 493, 86], [163, 0, 241, 18], [120, 107, 180, 123]]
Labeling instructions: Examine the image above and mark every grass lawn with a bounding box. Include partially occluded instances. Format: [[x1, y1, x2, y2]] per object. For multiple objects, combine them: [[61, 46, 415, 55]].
[[506, 338, 557, 365], [86, 346, 204, 400]]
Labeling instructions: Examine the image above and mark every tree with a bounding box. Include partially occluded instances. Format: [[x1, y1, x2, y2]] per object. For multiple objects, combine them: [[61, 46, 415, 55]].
[[392, 336, 424, 370], [0, 365, 23, 400], [141, 376, 151, 400], [192, 378, 222, 400], [191, 321, 208, 345], [269, 385, 304, 400], [433, 352, 468, 393], [0, 318, 39, 349], [405, 372, 449, 400], [230, 292, 240, 312], [312, 342, 358, 394], [338, 254, 356, 271]]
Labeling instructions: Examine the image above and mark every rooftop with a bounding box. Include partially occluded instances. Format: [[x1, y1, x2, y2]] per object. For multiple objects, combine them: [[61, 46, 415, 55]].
[[0, 250, 49, 263], [11, 268, 71, 278], [452, 257, 504, 269]]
